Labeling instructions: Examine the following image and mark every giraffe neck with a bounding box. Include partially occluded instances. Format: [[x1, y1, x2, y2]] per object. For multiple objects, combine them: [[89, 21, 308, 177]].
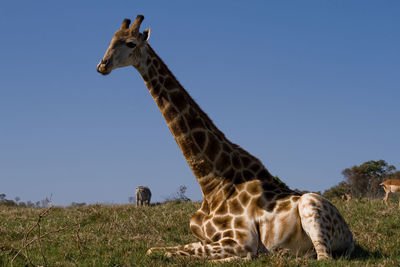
[[134, 45, 287, 200]]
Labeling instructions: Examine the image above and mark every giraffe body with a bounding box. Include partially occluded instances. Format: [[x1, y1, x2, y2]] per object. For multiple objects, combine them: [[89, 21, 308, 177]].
[[97, 15, 354, 260]]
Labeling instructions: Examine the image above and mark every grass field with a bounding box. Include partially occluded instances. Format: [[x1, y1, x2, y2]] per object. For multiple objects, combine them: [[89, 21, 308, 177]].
[[1, 198, 399, 266]]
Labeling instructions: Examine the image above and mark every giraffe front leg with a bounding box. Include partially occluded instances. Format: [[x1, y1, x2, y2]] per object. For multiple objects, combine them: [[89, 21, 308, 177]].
[[146, 245, 183, 256], [147, 239, 249, 260]]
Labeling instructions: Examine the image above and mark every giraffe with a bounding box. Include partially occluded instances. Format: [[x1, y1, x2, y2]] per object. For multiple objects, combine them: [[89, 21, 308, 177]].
[[96, 15, 354, 261]]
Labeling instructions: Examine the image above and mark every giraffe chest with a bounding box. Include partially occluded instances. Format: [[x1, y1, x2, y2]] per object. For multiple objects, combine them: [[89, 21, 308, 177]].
[[258, 198, 312, 251], [200, 207, 257, 245]]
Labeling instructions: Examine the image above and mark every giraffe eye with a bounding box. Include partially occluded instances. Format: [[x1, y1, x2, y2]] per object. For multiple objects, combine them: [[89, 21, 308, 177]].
[[126, 42, 136, 48]]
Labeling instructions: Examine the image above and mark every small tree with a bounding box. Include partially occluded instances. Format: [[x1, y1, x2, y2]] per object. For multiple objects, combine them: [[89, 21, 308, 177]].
[[128, 196, 135, 204], [389, 170, 400, 180], [177, 185, 190, 201], [41, 197, 51, 208], [323, 181, 350, 200], [165, 185, 191, 202], [323, 160, 397, 199], [342, 160, 396, 198]]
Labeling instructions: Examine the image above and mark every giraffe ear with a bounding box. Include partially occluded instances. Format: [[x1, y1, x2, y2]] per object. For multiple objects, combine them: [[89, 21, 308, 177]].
[[141, 27, 151, 41]]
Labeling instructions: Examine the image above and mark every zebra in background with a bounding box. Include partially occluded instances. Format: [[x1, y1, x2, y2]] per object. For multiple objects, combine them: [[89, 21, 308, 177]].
[[135, 186, 151, 206]]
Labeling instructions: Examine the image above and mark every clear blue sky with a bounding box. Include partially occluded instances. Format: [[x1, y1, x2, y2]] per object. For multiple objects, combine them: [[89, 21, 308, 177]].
[[1, 1, 399, 206]]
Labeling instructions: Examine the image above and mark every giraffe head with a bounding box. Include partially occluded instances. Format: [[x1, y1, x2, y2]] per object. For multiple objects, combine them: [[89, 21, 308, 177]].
[[97, 15, 150, 75]]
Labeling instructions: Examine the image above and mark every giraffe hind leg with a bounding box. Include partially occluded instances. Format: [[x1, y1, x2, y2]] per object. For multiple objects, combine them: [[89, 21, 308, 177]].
[[298, 193, 354, 260]]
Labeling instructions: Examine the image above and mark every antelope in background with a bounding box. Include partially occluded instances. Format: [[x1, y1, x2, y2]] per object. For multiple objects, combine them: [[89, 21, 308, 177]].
[[380, 179, 400, 207], [341, 194, 352, 202]]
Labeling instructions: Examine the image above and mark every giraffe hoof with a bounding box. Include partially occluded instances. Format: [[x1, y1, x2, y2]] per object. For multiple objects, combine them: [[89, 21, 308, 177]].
[[317, 254, 331, 260]]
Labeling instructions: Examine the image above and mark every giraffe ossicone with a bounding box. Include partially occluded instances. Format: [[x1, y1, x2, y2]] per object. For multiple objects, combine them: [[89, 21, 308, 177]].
[[97, 15, 354, 261]]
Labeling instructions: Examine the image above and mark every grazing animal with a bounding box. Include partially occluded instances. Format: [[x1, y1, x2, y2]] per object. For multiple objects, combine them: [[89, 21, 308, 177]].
[[136, 186, 152, 206], [97, 15, 354, 261], [380, 179, 400, 207]]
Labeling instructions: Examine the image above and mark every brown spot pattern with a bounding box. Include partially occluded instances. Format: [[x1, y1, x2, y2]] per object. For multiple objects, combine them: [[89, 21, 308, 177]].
[[213, 216, 232, 230], [205, 222, 216, 237], [238, 192, 251, 206], [222, 230, 234, 238], [233, 217, 247, 229], [163, 105, 178, 123], [275, 200, 292, 213], [229, 199, 244, 215], [169, 118, 188, 136], [164, 77, 178, 90], [215, 201, 228, 215], [169, 91, 187, 112], [216, 152, 230, 173], [205, 134, 220, 162], [247, 182, 261, 195]]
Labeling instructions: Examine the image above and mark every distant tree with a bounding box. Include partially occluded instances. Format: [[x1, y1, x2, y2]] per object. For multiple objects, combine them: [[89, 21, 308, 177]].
[[0, 194, 17, 206], [293, 189, 310, 195], [323, 181, 350, 200], [41, 198, 50, 208], [177, 185, 190, 202], [274, 176, 290, 189], [128, 196, 135, 204], [26, 201, 35, 208], [388, 170, 400, 180], [342, 160, 396, 198], [15, 197, 20, 203], [165, 185, 191, 202], [2, 200, 17, 206], [324, 160, 397, 199]]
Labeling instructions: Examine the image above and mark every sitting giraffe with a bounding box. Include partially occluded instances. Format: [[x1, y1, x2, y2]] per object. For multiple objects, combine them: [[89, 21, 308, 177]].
[[97, 15, 354, 261], [380, 179, 400, 207], [136, 186, 152, 206]]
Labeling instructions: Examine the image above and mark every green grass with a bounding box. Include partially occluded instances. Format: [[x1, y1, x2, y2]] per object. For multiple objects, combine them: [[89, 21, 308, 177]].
[[1, 198, 399, 266]]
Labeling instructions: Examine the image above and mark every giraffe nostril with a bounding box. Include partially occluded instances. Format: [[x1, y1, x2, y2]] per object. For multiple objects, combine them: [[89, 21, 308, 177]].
[[97, 59, 112, 75], [101, 59, 109, 66]]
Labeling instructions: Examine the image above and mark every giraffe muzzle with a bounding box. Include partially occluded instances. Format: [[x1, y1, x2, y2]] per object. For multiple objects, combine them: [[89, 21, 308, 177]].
[[96, 59, 112, 75]]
